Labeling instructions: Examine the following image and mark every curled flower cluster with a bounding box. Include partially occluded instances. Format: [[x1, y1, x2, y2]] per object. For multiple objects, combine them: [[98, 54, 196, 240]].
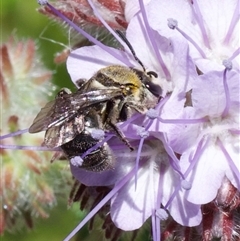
[[2, 0, 239, 240], [0, 38, 72, 233], [39, 0, 128, 29]]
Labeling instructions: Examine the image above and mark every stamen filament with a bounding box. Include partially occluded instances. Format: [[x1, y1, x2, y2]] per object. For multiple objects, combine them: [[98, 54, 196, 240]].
[[168, 18, 206, 58], [44, 2, 132, 66], [118, 113, 142, 128], [183, 137, 209, 179], [154, 164, 165, 241], [217, 138, 240, 181], [134, 137, 145, 189], [139, 0, 171, 80], [223, 0, 240, 44], [221, 68, 231, 118], [229, 47, 240, 61], [161, 134, 184, 179], [63, 166, 136, 241], [165, 137, 209, 208], [81, 135, 112, 159], [151, 210, 157, 241], [192, 0, 210, 48], [86, 0, 130, 51], [159, 117, 208, 124], [0, 144, 58, 151], [229, 129, 240, 135], [175, 26, 206, 58], [0, 128, 29, 140]]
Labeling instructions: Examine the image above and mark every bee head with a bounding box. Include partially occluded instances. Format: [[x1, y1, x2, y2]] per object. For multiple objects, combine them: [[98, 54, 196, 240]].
[[132, 68, 162, 98]]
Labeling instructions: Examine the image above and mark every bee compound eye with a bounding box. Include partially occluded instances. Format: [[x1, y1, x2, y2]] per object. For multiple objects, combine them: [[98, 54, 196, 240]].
[[145, 81, 162, 98]]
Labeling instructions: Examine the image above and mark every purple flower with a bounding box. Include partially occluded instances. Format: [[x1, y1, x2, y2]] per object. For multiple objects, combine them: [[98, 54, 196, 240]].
[[146, 0, 239, 72], [63, 1, 205, 239], [64, 0, 240, 240], [2, 0, 239, 240]]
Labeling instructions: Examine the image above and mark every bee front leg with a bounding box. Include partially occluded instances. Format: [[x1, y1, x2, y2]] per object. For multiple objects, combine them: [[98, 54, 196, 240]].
[[108, 122, 134, 151], [104, 99, 134, 151]]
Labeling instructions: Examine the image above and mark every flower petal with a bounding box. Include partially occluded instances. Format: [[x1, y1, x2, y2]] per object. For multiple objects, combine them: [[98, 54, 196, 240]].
[[111, 157, 159, 230], [66, 45, 130, 84]]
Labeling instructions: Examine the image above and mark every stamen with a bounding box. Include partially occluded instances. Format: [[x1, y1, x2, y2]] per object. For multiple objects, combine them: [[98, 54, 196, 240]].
[[81, 135, 112, 159], [167, 18, 206, 58], [228, 47, 240, 61], [86, 0, 130, 52], [144, 95, 169, 130], [165, 137, 209, 208], [221, 63, 231, 118], [154, 163, 165, 241], [39, 1, 132, 66], [181, 179, 192, 190], [151, 213, 157, 241], [159, 116, 208, 124], [0, 128, 29, 140], [217, 138, 239, 182], [0, 144, 58, 151], [63, 166, 136, 241], [223, 0, 240, 44], [183, 137, 209, 179], [118, 113, 142, 128], [134, 127, 148, 189], [138, 0, 171, 80], [161, 134, 184, 179], [192, 0, 210, 48], [229, 129, 240, 135], [70, 156, 84, 167]]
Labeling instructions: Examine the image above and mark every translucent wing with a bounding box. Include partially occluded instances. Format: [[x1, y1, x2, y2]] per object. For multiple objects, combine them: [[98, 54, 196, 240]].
[[29, 89, 74, 133], [29, 88, 122, 134], [43, 115, 85, 148]]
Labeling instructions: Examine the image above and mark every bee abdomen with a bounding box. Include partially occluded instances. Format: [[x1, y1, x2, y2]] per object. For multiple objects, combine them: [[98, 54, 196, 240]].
[[61, 132, 114, 172]]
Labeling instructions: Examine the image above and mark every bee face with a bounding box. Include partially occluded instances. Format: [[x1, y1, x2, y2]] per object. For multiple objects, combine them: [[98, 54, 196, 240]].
[[29, 64, 161, 171], [91, 65, 160, 114]]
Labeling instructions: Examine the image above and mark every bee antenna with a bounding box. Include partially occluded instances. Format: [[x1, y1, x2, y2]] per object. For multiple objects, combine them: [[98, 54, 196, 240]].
[[116, 30, 146, 72]]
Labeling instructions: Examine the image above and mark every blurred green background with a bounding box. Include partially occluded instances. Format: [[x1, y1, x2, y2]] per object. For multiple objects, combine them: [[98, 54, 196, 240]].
[[1, 1, 86, 241], [1, 0, 74, 90]]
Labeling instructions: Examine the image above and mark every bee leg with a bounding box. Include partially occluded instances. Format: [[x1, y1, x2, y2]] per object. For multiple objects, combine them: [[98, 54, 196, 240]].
[[108, 122, 134, 151]]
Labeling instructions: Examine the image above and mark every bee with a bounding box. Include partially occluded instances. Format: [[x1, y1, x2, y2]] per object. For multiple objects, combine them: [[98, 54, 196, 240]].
[[29, 31, 161, 171]]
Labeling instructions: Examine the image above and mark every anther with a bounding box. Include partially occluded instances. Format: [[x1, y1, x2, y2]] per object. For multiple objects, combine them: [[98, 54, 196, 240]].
[[167, 18, 178, 29], [146, 108, 158, 119], [90, 128, 105, 140], [137, 127, 149, 138], [70, 156, 84, 167], [181, 179, 192, 190], [37, 0, 48, 5], [222, 59, 232, 70]]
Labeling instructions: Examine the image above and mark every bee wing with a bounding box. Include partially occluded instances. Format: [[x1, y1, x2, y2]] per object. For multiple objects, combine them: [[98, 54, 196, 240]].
[[44, 115, 85, 148], [29, 88, 123, 134], [29, 94, 77, 133]]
